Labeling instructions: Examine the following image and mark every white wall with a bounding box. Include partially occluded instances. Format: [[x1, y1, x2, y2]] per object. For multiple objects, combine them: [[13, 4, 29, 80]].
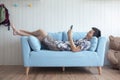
[[0, 0, 120, 65]]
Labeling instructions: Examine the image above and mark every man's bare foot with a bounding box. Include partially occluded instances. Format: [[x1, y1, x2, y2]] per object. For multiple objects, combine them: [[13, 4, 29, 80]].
[[13, 30, 19, 35], [10, 23, 18, 35]]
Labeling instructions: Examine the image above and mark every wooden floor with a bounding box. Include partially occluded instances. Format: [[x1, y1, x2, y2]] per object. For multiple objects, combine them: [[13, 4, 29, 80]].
[[0, 66, 120, 80]]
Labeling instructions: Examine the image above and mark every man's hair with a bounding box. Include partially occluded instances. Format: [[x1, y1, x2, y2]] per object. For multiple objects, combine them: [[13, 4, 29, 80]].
[[92, 27, 101, 38]]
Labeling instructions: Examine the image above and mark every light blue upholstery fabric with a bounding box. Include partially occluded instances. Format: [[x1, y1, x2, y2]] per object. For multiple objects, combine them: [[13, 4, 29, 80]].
[[28, 36, 41, 51], [89, 37, 98, 51], [21, 36, 30, 66], [62, 32, 87, 41], [21, 32, 107, 68], [96, 37, 107, 66], [48, 32, 63, 41], [29, 51, 98, 66]]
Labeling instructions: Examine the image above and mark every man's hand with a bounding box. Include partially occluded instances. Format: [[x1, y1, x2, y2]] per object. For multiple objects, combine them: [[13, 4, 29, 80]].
[[67, 29, 72, 37], [67, 29, 81, 52]]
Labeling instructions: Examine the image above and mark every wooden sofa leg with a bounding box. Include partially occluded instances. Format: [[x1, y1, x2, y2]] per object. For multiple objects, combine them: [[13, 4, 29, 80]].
[[97, 67, 102, 75], [25, 67, 30, 80], [62, 67, 65, 72]]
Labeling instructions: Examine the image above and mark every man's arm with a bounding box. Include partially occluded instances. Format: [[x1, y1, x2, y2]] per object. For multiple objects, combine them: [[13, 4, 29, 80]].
[[67, 29, 81, 52]]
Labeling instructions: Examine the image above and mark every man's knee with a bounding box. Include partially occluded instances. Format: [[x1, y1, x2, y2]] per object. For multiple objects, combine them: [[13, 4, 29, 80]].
[[35, 29, 46, 37]]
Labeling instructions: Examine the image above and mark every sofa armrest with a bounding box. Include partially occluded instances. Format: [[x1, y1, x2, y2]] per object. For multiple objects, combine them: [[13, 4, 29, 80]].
[[21, 36, 31, 66], [96, 37, 107, 66]]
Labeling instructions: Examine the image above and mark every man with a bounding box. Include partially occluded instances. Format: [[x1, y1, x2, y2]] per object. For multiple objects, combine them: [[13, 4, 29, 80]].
[[10, 23, 101, 52]]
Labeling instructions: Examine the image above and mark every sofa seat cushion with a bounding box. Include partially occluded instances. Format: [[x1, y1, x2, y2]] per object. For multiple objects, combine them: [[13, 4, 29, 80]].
[[29, 50, 99, 66]]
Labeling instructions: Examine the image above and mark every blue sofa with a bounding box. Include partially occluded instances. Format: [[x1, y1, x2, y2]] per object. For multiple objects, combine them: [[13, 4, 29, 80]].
[[21, 32, 107, 77]]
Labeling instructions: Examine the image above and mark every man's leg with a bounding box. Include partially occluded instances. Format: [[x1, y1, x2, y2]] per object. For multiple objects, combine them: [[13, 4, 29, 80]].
[[20, 29, 47, 37], [10, 23, 32, 36], [19, 29, 48, 41], [10, 23, 47, 39]]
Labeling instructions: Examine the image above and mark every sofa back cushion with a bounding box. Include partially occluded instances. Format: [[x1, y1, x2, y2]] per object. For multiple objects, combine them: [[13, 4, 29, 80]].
[[48, 32, 63, 41], [89, 37, 98, 51], [40, 32, 63, 49], [28, 36, 41, 51], [27, 32, 98, 51], [62, 32, 87, 41]]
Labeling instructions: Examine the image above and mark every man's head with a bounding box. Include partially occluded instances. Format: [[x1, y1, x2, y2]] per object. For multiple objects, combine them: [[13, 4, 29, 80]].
[[86, 27, 101, 39]]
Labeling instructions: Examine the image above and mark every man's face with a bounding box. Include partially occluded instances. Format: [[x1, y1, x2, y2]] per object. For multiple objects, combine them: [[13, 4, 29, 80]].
[[87, 30, 95, 39]]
